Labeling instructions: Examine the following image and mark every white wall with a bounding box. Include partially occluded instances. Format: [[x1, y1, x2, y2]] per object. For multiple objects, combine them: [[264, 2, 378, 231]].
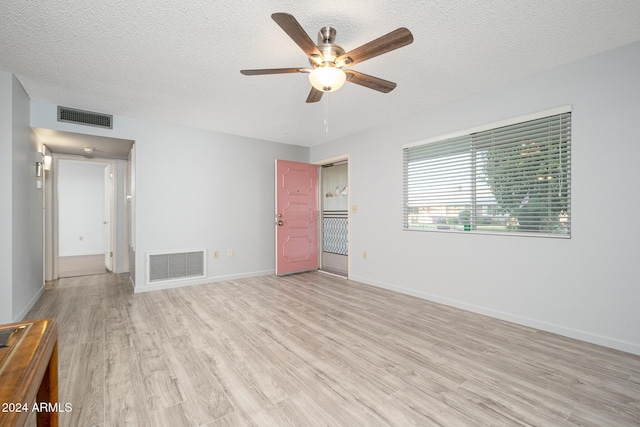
[[0, 72, 14, 322], [30, 102, 309, 291], [311, 41, 640, 355], [0, 71, 44, 323], [13, 77, 44, 321], [58, 160, 106, 256], [133, 125, 308, 290], [115, 159, 129, 273]]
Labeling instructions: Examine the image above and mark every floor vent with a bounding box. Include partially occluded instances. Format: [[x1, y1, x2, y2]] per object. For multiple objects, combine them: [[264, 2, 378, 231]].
[[57, 106, 113, 129], [147, 250, 205, 283]]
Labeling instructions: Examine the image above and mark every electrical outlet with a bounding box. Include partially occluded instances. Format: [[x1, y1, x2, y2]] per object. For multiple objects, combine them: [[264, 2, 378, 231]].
[[213, 250, 219, 259], [351, 205, 358, 214], [363, 251, 367, 259], [79, 236, 83, 241], [227, 249, 233, 258]]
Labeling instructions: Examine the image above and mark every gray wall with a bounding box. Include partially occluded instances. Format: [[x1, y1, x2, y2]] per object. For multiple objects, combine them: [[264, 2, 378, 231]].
[[0, 71, 44, 323], [311, 41, 640, 355]]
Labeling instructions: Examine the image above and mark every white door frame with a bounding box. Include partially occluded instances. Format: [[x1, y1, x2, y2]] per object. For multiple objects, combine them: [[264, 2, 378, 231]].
[[48, 155, 118, 279], [314, 154, 350, 279], [103, 163, 114, 272]]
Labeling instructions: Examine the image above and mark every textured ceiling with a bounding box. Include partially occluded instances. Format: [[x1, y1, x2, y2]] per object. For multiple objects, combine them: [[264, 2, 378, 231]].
[[2, 0, 640, 148]]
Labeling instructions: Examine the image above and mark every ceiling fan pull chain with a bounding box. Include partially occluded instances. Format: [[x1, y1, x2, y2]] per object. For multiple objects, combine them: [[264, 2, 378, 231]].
[[324, 93, 329, 133]]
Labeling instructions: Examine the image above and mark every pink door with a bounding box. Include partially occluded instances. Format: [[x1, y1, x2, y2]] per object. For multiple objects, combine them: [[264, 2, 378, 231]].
[[275, 159, 319, 275]]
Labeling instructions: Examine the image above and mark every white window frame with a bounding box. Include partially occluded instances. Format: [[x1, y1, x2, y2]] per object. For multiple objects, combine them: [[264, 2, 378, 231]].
[[402, 105, 571, 238]]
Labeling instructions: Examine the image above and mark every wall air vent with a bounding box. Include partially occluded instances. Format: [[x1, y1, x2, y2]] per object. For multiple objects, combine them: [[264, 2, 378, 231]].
[[147, 250, 206, 283], [57, 106, 113, 129]]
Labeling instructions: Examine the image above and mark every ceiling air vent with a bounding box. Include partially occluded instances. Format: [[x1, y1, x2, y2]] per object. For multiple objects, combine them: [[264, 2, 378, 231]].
[[57, 106, 113, 129]]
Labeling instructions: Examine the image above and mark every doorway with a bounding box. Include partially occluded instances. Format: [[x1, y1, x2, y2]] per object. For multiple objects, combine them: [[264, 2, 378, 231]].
[[320, 160, 348, 277], [54, 158, 116, 278], [274, 159, 320, 276], [38, 130, 134, 281], [274, 158, 349, 277]]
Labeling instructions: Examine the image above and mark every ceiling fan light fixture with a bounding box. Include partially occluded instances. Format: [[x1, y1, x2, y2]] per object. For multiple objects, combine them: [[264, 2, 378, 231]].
[[309, 66, 346, 92], [241, 13, 414, 102]]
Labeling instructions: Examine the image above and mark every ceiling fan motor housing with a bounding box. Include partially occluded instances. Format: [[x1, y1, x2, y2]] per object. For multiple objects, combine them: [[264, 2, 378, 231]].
[[318, 27, 336, 44], [311, 27, 345, 66]]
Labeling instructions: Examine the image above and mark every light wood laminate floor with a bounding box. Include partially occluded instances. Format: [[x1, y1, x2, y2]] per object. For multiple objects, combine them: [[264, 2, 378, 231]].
[[25, 272, 640, 426], [58, 254, 108, 278]]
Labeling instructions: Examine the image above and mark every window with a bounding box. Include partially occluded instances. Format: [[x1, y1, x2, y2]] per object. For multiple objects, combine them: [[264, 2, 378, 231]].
[[403, 108, 571, 237]]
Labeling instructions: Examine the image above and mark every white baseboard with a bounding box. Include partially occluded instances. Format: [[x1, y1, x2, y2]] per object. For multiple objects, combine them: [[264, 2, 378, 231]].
[[59, 251, 104, 257], [16, 284, 45, 321], [349, 275, 640, 356], [134, 269, 275, 294]]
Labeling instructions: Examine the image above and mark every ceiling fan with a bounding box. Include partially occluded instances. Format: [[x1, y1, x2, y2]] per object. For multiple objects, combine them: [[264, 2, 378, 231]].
[[241, 13, 414, 103]]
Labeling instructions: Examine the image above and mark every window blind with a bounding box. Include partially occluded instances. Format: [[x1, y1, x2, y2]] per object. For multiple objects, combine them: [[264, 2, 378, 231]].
[[403, 109, 571, 237]]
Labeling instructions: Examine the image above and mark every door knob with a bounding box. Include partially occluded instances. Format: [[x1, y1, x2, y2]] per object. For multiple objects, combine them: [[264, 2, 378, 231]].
[[277, 220, 284, 226]]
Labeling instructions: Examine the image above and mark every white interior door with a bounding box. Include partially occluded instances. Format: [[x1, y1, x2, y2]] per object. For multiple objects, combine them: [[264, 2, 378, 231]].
[[104, 165, 113, 271]]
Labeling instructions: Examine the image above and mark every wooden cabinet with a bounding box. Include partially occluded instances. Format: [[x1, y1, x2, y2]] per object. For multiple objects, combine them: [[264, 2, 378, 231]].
[[0, 319, 59, 427]]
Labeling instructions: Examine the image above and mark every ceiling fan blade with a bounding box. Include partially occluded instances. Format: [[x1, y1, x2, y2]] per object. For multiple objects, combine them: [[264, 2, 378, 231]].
[[336, 27, 413, 67], [306, 87, 324, 103], [345, 70, 397, 93], [271, 13, 322, 60], [240, 68, 308, 75]]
